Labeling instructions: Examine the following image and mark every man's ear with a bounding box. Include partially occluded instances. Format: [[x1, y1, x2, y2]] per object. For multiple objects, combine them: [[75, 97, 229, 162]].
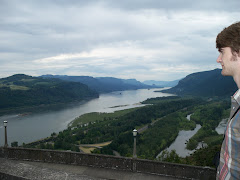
[[236, 51, 240, 61], [236, 51, 240, 58], [232, 51, 240, 60]]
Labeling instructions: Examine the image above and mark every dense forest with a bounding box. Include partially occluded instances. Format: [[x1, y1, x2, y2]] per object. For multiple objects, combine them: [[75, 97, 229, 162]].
[[0, 74, 98, 113], [162, 69, 237, 97], [22, 96, 230, 168]]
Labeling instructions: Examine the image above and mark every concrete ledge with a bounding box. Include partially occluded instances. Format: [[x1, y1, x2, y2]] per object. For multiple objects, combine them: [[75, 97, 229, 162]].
[[135, 158, 216, 179], [0, 147, 216, 179], [0, 157, 178, 180]]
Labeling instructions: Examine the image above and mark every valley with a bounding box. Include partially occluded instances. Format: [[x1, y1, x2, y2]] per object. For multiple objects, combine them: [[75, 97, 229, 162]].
[[0, 69, 236, 168]]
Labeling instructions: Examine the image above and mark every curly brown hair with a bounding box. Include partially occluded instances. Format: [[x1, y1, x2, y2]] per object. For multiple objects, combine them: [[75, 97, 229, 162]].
[[216, 21, 240, 54]]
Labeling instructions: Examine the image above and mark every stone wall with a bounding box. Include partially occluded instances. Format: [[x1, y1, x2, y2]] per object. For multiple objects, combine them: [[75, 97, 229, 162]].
[[0, 147, 216, 179]]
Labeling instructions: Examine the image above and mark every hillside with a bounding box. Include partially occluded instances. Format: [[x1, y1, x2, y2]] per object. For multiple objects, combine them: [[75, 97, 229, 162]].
[[0, 74, 99, 110], [41, 75, 153, 93], [162, 69, 237, 97]]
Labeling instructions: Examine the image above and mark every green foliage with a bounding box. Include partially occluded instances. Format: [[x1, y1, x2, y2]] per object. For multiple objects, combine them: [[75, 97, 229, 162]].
[[0, 74, 98, 111], [178, 112, 196, 130], [71, 108, 140, 127], [142, 96, 181, 104], [136, 113, 180, 159], [51, 132, 57, 137], [186, 102, 229, 150], [158, 150, 181, 163], [186, 139, 198, 150], [11, 141, 18, 147], [204, 135, 223, 146], [185, 144, 222, 167]]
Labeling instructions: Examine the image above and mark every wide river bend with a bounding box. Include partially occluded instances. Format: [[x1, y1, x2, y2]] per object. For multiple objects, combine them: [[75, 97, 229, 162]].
[[0, 88, 173, 146]]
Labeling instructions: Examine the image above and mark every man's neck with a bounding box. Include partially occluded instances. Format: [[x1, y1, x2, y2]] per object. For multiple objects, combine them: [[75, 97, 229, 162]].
[[233, 74, 240, 89], [233, 55, 240, 89]]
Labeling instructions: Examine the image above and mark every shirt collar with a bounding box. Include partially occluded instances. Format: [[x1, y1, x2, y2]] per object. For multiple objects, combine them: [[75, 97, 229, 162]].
[[233, 89, 240, 105]]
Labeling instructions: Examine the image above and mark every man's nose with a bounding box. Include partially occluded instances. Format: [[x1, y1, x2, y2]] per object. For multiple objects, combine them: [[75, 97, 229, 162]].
[[216, 54, 222, 63]]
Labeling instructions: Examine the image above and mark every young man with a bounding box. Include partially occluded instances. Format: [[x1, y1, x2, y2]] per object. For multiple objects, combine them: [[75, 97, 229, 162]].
[[216, 22, 240, 179]]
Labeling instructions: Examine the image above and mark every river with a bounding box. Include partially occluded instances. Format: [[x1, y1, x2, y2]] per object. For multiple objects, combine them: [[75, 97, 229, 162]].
[[157, 113, 227, 158], [158, 124, 202, 158], [157, 114, 205, 158], [0, 88, 174, 146]]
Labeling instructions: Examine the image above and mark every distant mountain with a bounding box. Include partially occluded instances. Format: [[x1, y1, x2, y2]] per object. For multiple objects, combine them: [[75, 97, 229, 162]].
[[143, 80, 180, 87], [0, 74, 98, 109], [161, 69, 237, 97], [41, 75, 153, 93]]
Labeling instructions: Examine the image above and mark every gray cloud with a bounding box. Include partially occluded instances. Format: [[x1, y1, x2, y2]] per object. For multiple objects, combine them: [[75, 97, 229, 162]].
[[103, 0, 240, 12], [0, 0, 239, 81]]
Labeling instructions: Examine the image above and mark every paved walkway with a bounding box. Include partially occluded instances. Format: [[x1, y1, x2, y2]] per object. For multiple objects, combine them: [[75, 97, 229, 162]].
[[0, 158, 183, 180]]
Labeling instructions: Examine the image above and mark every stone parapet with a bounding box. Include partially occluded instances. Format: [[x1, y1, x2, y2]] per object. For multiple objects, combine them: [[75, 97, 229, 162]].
[[0, 147, 216, 179]]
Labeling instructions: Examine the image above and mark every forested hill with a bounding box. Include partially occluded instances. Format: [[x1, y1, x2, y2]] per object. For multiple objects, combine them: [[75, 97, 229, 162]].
[[41, 75, 155, 93], [161, 69, 237, 97], [0, 74, 98, 110]]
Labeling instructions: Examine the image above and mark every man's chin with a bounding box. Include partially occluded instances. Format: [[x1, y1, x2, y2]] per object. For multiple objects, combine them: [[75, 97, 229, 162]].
[[221, 70, 230, 76]]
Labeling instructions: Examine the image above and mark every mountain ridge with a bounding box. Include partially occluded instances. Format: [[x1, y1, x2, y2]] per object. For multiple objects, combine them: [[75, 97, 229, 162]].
[[41, 75, 156, 93], [161, 69, 237, 97]]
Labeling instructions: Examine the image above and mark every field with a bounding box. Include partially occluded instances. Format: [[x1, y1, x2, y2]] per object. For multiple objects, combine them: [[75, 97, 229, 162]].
[[0, 82, 29, 90], [79, 141, 112, 153], [69, 107, 143, 127]]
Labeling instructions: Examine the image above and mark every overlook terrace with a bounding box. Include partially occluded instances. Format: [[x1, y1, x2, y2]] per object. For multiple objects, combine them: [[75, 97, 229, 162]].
[[0, 147, 216, 180]]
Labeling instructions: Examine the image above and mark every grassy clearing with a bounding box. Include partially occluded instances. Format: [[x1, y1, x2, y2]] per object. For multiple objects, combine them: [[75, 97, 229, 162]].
[[20, 79, 35, 82], [88, 141, 112, 146], [79, 141, 112, 153], [0, 84, 7, 88], [70, 107, 142, 127], [0, 81, 29, 90], [79, 147, 95, 153], [9, 85, 29, 90]]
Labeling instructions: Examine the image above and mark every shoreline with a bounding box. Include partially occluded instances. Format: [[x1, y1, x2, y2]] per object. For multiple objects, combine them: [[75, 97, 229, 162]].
[[0, 96, 98, 117], [0, 88, 169, 146]]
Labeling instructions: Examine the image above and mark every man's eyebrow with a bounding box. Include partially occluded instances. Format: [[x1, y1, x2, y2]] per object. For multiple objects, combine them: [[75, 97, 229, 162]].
[[219, 48, 224, 52]]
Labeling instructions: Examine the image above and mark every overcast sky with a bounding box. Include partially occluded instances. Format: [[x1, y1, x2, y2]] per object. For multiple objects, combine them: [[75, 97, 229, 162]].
[[0, 0, 239, 81]]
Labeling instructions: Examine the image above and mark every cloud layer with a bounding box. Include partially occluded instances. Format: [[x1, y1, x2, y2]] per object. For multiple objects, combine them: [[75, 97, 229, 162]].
[[0, 0, 239, 81]]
